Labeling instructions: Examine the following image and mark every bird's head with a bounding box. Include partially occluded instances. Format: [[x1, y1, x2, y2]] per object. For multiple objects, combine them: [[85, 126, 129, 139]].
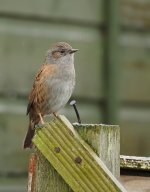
[[45, 42, 78, 65]]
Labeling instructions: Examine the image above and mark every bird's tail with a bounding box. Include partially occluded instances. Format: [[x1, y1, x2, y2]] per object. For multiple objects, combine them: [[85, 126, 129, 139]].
[[23, 120, 35, 149]]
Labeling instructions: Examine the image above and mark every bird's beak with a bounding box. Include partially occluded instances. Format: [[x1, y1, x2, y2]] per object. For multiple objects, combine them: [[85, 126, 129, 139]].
[[69, 49, 79, 54]]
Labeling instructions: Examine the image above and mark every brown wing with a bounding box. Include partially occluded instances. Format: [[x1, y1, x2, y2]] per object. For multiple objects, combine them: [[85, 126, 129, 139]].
[[26, 64, 57, 115]]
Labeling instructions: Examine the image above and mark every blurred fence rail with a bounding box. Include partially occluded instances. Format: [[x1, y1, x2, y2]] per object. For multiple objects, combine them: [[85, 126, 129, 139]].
[[0, 0, 150, 178]]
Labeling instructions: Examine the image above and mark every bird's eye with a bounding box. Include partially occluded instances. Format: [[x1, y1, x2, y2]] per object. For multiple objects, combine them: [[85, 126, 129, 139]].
[[60, 50, 65, 54]]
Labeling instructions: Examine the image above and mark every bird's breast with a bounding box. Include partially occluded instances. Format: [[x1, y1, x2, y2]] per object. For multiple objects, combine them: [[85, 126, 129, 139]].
[[43, 64, 75, 114]]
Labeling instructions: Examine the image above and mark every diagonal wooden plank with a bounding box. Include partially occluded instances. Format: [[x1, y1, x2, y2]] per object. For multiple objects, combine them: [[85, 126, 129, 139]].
[[33, 115, 126, 192]]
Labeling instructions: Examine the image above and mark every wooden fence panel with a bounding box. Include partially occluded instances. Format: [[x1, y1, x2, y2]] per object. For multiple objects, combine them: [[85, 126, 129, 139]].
[[0, 0, 150, 174], [0, 18, 103, 100], [0, 0, 103, 24], [120, 32, 150, 102], [0, 98, 102, 174], [0, 111, 29, 173], [121, 0, 150, 29], [120, 107, 150, 156]]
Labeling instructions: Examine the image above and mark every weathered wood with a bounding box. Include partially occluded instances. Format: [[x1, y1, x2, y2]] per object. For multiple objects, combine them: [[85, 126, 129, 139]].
[[28, 154, 36, 192], [74, 123, 120, 179], [2, 100, 150, 175], [32, 149, 72, 192], [0, 99, 101, 175], [120, 155, 150, 171], [32, 115, 126, 192]]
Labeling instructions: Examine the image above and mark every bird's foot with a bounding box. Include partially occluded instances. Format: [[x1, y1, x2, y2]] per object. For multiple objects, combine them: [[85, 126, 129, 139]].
[[38, 113, 45, 124], [53, 112, 58, 118]]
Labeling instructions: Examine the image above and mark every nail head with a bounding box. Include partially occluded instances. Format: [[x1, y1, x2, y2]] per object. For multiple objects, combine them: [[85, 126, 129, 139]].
[[54, 147, 61, 153], [75, 156, 82, 164]]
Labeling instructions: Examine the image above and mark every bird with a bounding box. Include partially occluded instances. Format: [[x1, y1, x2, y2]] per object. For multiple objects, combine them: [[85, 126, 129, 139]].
[[23, 42, 78, 149]]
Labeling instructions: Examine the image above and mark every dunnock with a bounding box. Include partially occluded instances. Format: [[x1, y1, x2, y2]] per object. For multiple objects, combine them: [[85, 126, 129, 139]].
[[24, 42, 78, 148]]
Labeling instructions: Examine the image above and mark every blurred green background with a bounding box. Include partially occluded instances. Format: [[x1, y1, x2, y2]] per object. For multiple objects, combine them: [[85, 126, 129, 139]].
[[0, 0, 150, 191]]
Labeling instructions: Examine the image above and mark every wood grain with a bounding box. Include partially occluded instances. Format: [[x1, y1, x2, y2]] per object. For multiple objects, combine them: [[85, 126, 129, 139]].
[[32, 115, 125, 192]]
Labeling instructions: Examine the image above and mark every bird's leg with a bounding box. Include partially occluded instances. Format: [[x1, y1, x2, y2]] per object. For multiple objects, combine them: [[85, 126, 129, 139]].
[[38, 113, 45, 124], [53, 112, 58, 118]]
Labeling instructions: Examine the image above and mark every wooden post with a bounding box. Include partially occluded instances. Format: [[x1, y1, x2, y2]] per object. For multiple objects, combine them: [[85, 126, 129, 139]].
[[27, 116, 125, 192], [74, 123, 120, 179], [27, 154, 36, 192], [30, 150, 72, 192]]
